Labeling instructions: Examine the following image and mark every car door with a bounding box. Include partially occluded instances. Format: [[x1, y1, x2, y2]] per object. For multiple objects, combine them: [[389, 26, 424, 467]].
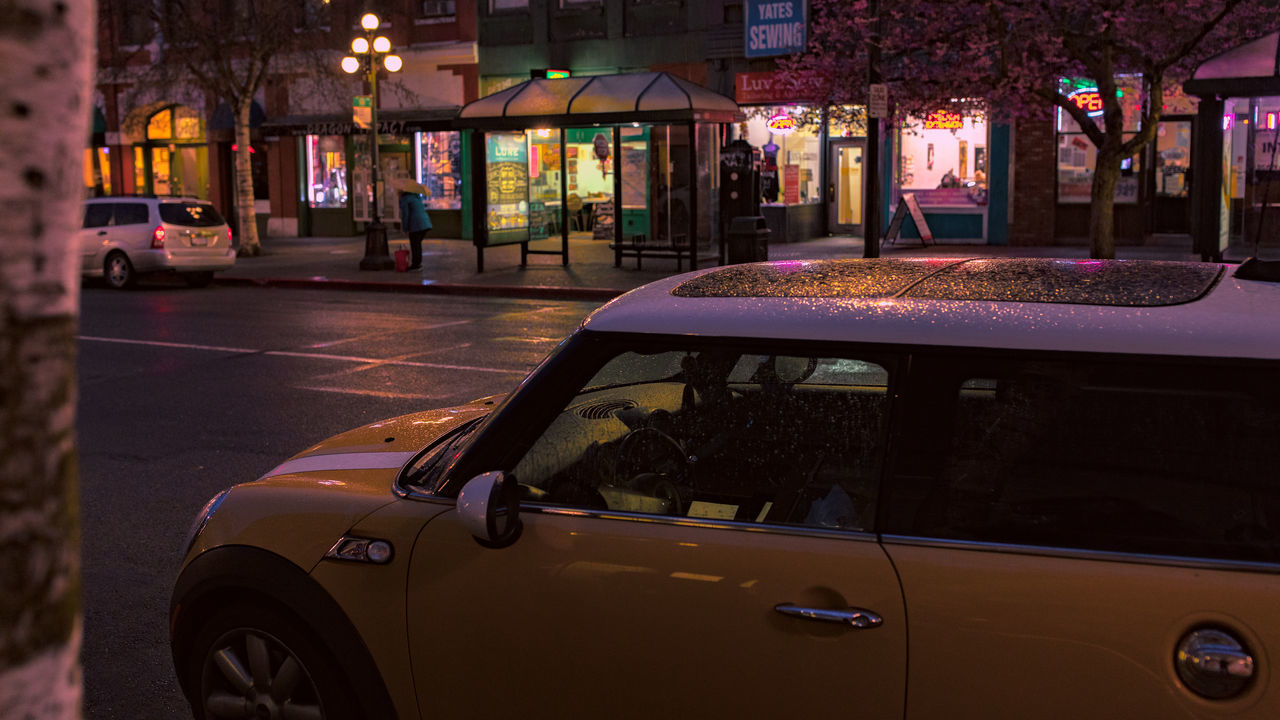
[[882, 351, 1280, 719], [406, 339, 908, 719], [81, 202, 114, 271]]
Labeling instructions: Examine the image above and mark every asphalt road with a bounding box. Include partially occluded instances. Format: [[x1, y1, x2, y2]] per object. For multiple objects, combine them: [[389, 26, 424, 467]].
[[76, 281, 601, 719]]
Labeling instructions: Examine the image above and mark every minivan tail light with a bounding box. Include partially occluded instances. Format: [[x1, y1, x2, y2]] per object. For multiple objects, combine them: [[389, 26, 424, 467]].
[[227, 227, 233, 244], [151, 226, 166, 249]]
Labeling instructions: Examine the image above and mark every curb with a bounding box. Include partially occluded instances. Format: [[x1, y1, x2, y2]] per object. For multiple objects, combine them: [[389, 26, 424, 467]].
[[213, 276, 624, 302]]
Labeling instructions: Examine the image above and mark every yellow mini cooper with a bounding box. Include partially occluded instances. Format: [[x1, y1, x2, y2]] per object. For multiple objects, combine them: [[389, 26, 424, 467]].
[[171, 258, 1280, 720]]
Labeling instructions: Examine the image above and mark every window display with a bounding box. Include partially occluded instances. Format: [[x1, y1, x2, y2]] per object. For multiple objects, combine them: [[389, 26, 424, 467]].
[[897, 111, 988, 205], [418, 131, 462, 210], [1055, 76, 1143, 204], [305, 135, 348, 208], [740, 106, 821, 205]]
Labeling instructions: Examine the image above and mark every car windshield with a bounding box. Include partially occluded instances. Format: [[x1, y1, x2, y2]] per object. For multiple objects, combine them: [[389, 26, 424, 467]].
[[402, 417, 486, 492], [159, 202, 225, 227]]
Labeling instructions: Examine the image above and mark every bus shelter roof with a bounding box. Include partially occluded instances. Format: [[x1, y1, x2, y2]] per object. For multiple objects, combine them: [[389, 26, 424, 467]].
[[1184, 31, 1280, 98], [455, 72, 743, 130]]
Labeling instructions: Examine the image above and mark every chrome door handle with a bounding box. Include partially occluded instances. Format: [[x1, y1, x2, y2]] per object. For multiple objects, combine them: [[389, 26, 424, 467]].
[[774, 603, 883, 629]]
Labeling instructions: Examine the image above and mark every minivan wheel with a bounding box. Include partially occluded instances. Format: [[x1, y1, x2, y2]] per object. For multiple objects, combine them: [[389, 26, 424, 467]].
[[104, 252, 135, 289], [183, 271, 215, 288], [188, 603, 360, 720]]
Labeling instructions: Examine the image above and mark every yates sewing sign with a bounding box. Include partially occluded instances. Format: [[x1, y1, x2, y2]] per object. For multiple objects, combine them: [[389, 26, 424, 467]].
[[745, 0, 807, 58]]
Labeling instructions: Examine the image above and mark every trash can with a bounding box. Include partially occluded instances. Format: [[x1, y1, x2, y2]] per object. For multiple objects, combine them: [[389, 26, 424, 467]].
[[726, 216, 770, 263]]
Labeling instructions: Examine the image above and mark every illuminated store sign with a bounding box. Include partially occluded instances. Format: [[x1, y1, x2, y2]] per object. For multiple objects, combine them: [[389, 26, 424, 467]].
[[1067, 87, 1105, 117], [924, 111, 963, 130], [766, 114, 798, 135]]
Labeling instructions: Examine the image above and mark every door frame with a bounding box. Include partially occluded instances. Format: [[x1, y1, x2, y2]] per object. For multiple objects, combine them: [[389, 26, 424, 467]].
[[828, 138, 867, 236]]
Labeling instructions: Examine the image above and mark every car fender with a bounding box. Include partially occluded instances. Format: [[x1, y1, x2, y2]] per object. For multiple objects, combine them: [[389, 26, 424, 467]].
[[170, 545, 399, 720]]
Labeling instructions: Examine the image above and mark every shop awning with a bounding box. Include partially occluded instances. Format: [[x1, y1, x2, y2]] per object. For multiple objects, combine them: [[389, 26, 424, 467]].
[[261, 107, 459, 136], [211, 100, 267, 130], [455, 71, 743, 129], [1184, 31, 1280, 97]]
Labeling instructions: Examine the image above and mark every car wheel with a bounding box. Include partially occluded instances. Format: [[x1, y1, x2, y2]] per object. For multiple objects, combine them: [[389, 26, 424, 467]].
[[188, 603, 360, 720], [183, 271, 215, 288], [104, 251, 135, 289]]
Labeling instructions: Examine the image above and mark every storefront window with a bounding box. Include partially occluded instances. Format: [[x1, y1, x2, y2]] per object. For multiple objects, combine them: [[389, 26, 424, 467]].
[[898, 110, 989, 205], [305, 135, 348, 208], [1056, 77, 1143, 204], [565, 128, 615, 237], [418, 131, 462, 210], [741, 106, 821, 205], [84, 147, 111, 196]]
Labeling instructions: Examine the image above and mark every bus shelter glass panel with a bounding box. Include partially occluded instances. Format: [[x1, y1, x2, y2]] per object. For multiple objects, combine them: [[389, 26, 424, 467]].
[[528, 129, 563, 239], [697, 123, 720, 247], [620, 126, 649, 241], [565, 128, 615, 237]]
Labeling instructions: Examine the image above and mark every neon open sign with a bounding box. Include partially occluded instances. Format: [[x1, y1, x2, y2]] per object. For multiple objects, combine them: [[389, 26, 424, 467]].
[[924, 111, 963, 130], [1068, 87, 1105, 117], [766, 114, 798, 135]]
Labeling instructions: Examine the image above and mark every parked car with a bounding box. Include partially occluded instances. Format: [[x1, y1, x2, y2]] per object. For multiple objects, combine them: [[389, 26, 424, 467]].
[[81, 196, 235, 288], [171, 257, 1280, 720]]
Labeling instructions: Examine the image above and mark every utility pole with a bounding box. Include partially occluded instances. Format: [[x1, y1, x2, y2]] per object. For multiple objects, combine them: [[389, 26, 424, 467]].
[[863, 0, 882, 258]]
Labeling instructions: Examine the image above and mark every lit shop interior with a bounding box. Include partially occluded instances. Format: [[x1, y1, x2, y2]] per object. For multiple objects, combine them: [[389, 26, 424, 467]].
[[893, 110, 991, 240]]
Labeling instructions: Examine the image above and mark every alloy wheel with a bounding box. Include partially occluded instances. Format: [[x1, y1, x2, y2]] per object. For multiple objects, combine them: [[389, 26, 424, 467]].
[[201, 628, 323, 720]]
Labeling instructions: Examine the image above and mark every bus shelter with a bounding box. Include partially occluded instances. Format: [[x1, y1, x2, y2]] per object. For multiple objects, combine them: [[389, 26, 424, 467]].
[[1184, 32, 1280, 261], [455, 72, 743, 271]]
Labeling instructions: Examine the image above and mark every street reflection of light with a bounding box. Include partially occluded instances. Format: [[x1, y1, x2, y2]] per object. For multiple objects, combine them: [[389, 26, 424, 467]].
[[670, 572, 723, 583], [739, 579, 758, 589], [677, 542, 698, 548]]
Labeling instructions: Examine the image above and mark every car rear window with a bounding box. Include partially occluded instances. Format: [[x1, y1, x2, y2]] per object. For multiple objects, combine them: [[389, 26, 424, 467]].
[[159, 203, 225, 227], [113, 202, 150, 225]]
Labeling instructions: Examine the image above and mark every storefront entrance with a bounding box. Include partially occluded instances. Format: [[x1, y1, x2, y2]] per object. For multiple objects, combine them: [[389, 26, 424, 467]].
[[1151, 118, 1193, 234], [829, 139, 865, 236]]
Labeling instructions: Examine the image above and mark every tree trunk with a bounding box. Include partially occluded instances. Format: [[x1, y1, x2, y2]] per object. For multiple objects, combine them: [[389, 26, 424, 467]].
[[234, 98, 261, 257], [0, 0, 94, 717], [1089, 144, 1125, 259]]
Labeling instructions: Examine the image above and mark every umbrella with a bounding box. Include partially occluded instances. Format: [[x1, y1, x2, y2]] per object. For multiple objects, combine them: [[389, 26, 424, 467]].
[[391, 177, 430, 195]]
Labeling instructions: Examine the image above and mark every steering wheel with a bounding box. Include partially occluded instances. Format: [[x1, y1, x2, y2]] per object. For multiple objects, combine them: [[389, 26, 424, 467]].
[[613, 426, 693, 493]]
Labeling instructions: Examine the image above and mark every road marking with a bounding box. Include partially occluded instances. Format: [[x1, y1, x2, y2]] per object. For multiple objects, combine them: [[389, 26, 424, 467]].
[[78, 335, 523, 374]]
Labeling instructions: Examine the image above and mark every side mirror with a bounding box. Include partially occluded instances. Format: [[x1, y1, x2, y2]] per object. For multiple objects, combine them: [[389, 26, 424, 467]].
[[456, 471, 523, 548]]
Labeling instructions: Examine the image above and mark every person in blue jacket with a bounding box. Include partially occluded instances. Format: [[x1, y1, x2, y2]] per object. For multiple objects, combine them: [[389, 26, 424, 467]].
[[395, 179, 432, 270]]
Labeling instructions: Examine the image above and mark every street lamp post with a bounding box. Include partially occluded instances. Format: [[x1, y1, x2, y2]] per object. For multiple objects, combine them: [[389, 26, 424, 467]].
[[344, 13, 402, 270]]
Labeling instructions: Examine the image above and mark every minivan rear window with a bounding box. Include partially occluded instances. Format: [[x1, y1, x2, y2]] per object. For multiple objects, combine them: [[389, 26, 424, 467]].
[[159, 203, 225, 227]]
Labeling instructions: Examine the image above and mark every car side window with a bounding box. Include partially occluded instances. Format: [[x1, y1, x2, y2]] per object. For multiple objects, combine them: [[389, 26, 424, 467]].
[[83, 204, 112, 228], [113, 202, 150, 226], [511, 346, 891, 532], [897, 357, 1280, 563]]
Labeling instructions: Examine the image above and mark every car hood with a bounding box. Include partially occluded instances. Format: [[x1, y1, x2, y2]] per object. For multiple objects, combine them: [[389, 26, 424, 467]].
[[187, 396, 500, 570]]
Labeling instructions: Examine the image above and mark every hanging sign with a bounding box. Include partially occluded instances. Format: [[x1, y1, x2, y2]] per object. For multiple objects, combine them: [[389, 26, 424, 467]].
[[745, 0, 807, 58], [352, 95, 372, 129], [924, 111, 963, 130], [1067, 87, 1105, 118], [766, 114, 798, 135]]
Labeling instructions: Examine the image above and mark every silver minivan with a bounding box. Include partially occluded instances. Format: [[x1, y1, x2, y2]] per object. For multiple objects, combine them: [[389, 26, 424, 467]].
[[81, 196, 235, 288]]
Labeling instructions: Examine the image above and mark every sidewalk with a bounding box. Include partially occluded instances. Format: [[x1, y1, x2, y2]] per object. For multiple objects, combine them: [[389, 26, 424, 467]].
[[218, 232, 1270, 302]]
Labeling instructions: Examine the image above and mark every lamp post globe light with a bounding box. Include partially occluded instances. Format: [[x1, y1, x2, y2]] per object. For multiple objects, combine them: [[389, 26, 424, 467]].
[[343, 12, 401, 270]]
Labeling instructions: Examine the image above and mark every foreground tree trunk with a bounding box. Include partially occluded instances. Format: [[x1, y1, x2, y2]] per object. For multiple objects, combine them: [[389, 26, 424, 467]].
[[233, 98, 262, 257], [0, 0, 95, 717]]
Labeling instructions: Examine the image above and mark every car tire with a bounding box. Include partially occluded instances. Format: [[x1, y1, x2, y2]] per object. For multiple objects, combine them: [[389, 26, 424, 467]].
[[104, 251, 136, 289], [187, 602, 362, 720], [183, 271, 215, 288]]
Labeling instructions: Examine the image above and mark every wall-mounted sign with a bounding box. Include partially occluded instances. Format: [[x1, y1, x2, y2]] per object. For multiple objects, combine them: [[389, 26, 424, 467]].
[[745, 0, 807, 58], [735, 70, 824, 104], [766, 114, 798, 135], [923, 111, 963, 130], [1067, 87, 1105, 118]]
